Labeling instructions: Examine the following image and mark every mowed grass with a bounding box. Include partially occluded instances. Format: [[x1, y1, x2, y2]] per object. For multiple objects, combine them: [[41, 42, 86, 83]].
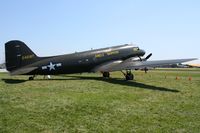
[[0, 69, 200, 132]]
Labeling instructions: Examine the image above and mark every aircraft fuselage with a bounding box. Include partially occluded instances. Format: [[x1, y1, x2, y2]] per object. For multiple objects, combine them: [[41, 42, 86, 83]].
[[5, 40, 197, 80], [26, 44, 145, 75]]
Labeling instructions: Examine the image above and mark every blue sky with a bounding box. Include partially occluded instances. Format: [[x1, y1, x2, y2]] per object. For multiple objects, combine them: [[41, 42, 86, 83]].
[[0, 0, 200, 63]]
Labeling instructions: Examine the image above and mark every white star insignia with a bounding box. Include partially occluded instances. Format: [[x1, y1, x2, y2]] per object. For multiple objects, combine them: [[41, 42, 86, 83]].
[[42, 62, 62, 71], [47, 62, 56, 71]]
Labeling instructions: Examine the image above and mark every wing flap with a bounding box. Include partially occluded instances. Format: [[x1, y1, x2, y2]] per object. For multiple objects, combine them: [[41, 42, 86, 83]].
[[92, 60, 122, 72]]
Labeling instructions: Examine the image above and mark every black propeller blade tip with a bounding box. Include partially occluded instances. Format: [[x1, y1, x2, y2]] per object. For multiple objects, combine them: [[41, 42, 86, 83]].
[[145, 53, 152, 60]]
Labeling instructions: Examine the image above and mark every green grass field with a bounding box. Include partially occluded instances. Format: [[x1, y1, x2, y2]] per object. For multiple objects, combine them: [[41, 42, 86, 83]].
[[0, 69, 200, 132]]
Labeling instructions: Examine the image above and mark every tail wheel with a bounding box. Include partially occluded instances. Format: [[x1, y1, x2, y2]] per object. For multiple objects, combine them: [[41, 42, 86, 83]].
[[29, 75, 36, 80], [29, 77, 34, 80]]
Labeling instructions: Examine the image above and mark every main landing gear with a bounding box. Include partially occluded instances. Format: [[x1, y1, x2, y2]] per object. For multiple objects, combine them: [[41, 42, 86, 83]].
[[102, 72, 110, 78], [102, 70, 134, 80], [121, 70, 134, 80]]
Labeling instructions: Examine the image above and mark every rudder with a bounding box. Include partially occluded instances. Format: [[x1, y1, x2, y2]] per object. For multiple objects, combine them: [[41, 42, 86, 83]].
[[5, 40, 38, 71]]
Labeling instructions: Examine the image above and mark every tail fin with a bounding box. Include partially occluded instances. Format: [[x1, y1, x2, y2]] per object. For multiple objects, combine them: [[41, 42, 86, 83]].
[[5, 40, 38, 72]]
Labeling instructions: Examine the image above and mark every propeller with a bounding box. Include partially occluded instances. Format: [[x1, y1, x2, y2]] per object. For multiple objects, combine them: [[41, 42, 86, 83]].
[[145, 53, 152, 61], [138, 53, 152, 61], [138, 53, 152, 73]]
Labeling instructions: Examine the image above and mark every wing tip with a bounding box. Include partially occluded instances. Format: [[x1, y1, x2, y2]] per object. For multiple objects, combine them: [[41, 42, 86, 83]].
[[187, 58, 198, 61]]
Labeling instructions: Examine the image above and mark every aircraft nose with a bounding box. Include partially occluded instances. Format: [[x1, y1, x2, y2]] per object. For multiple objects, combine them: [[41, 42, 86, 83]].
[[140, 49, 146, 56]]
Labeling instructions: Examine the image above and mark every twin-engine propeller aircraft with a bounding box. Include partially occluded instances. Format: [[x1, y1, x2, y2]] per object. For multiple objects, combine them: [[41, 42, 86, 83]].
[[5, 40, 197, 80]]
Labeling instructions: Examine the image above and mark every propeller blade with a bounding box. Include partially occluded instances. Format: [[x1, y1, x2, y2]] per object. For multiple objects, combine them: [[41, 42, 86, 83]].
[[145, 53, 152, 60]]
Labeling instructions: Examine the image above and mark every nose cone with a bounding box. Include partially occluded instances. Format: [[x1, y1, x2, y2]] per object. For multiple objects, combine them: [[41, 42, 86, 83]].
[[140, 49, 146, 56]]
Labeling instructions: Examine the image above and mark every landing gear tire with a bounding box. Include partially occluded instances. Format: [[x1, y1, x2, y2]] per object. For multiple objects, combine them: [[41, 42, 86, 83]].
[[125, 73, 134, 80], [102, 72, 110, 78]]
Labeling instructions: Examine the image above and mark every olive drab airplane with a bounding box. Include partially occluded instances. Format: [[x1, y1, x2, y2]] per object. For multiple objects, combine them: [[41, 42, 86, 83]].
[[5, 40, 197, 80]]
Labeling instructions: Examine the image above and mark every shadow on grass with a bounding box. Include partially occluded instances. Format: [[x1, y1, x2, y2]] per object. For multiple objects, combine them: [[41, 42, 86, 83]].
[[2, 75, 179, 92], [62, 75, 179, 93], [2, 78, 27, 84]]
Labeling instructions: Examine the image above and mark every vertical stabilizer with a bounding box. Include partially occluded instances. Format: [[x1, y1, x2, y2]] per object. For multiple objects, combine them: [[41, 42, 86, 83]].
[[5, 40, 38, 71]]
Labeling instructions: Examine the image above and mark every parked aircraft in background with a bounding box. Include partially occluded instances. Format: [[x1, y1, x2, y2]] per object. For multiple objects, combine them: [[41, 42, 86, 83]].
[[5, 40, 197, 80], [186, 64, 200, 68], [0, 63, 5, 69]]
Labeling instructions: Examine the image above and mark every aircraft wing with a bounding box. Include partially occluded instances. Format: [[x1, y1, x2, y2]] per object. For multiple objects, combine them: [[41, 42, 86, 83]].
[[96, 58, 197, 72], [10, 67, 38, 75]]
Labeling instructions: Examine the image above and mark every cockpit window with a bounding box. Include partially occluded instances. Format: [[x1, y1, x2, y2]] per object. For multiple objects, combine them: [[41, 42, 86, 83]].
[[133, 47, 140, 51]]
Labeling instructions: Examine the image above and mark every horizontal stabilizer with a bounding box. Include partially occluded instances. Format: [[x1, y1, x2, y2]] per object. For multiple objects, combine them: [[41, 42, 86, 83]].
[[10, 67, 38, 75]]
